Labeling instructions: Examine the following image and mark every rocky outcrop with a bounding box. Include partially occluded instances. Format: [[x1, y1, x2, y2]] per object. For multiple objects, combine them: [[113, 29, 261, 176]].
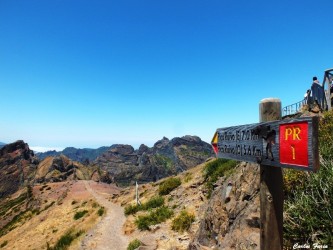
[[94, 135, 213, 184], [0, 140, 39, 198], [34, 155, 94, 183], [190, 162, 260, 249]]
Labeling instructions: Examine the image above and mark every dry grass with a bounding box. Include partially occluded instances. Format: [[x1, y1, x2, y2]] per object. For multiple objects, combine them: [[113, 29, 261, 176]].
[[0, 181, 108, 250]]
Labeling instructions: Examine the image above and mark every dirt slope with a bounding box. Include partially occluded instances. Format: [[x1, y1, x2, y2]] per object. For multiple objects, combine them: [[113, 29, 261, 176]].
[[0, 181, 124, 250]]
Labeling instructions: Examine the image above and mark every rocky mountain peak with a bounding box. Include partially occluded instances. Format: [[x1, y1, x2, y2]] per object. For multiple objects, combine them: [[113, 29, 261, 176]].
[[0, 140, 38, 198], [0, 140, 35, 161]]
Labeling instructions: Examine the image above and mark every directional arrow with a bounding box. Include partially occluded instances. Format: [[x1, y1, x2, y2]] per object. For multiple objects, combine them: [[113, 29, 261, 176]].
[[211, 132, 218, 154]]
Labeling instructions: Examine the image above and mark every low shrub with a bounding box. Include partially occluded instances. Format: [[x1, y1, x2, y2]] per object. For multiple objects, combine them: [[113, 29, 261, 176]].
[[135, 215, 151, 231], [127, 239, 141, 250], [124, 196, 164, 216], [48, 229, 83, 250], [184, 172, 193, 183], [124, 204, 139, 216], [284, 158, 333, 246], [73, 210, 88, 220], [171, 210, 195, 233], [0, 241, 8, 248], [318, 110, 333, 158], [283, 169, 308, 196], [158, 177, 181, 195], [97, 207, 105, 216], [135, 206, 173, 231], [142, 196, 164, 210], [203, 159, 237, 198]]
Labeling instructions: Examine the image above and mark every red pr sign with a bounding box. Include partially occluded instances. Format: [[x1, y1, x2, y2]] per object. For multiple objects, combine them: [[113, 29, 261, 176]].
[[279, 122, 309, 167]]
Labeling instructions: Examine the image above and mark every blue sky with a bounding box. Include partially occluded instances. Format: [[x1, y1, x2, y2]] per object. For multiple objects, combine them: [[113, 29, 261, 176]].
[[1, 0, 332, 151]]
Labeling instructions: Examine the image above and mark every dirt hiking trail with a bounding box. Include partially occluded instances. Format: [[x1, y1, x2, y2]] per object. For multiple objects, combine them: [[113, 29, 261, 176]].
[[80, 181, 129, 250]]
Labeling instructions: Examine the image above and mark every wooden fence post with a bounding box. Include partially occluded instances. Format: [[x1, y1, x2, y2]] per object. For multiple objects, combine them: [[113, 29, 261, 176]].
[[259, 98, 283, 250]]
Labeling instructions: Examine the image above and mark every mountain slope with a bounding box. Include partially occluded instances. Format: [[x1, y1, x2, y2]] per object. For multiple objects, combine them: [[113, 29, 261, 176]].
[[0, 180, 120, 250], [113, 160, 260, 249]]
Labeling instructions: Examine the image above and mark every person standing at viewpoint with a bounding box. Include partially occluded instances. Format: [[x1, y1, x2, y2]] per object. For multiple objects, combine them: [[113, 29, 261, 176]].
[[311, 76, 324, 109]]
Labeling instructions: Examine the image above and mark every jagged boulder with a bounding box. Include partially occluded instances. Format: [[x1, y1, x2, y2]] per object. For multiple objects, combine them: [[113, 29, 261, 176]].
[[0, 140, 38, 198], [137, 144, 150, 155], [190, 162, 260, 249]]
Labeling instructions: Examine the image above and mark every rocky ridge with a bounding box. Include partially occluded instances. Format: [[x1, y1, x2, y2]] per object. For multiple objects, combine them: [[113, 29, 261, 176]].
[[93, 135, 214, 184], [0, 141, 110, 199], [0, 136, 212, 198], [36, 146, 114, 163]]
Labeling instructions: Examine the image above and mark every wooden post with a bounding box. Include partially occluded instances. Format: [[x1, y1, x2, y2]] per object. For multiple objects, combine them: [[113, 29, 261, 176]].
[[136, 181, 141, 205], [259, 98, 283, 250]]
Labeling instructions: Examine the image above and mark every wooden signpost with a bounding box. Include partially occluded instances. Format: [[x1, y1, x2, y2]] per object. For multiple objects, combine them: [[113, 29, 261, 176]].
[[211, 98, 319, 250], [211, 114, 319, 171]]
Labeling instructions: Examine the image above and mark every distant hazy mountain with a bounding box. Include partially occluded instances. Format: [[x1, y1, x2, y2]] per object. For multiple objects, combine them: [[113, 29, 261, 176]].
[[0, 142, 6, 148], [36, 146, 115, 163]]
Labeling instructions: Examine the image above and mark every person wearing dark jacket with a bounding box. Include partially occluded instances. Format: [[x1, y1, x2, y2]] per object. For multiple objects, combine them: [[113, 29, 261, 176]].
[[311, 76, 324, 108]]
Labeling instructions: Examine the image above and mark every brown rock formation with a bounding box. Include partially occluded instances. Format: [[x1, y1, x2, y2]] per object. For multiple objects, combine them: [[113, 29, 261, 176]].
[[34, 155, 93, 183], [0, 140, 38, 198], [190, 162, 260, 249]]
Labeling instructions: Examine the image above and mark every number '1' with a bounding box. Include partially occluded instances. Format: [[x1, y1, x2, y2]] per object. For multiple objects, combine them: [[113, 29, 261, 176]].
[[291, 145, 295, 160]]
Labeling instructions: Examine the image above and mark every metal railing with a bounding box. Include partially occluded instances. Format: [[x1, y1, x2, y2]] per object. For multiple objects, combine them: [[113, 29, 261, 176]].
[[282, 100, 305, 117], [282, 68, 333, 117]]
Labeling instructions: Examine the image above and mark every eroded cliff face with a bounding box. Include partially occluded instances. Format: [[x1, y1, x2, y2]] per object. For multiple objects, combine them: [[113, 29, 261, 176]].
[[93, 135, 214, 184], [190, 162, 260, 250], [0, 140, 38, 198]]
